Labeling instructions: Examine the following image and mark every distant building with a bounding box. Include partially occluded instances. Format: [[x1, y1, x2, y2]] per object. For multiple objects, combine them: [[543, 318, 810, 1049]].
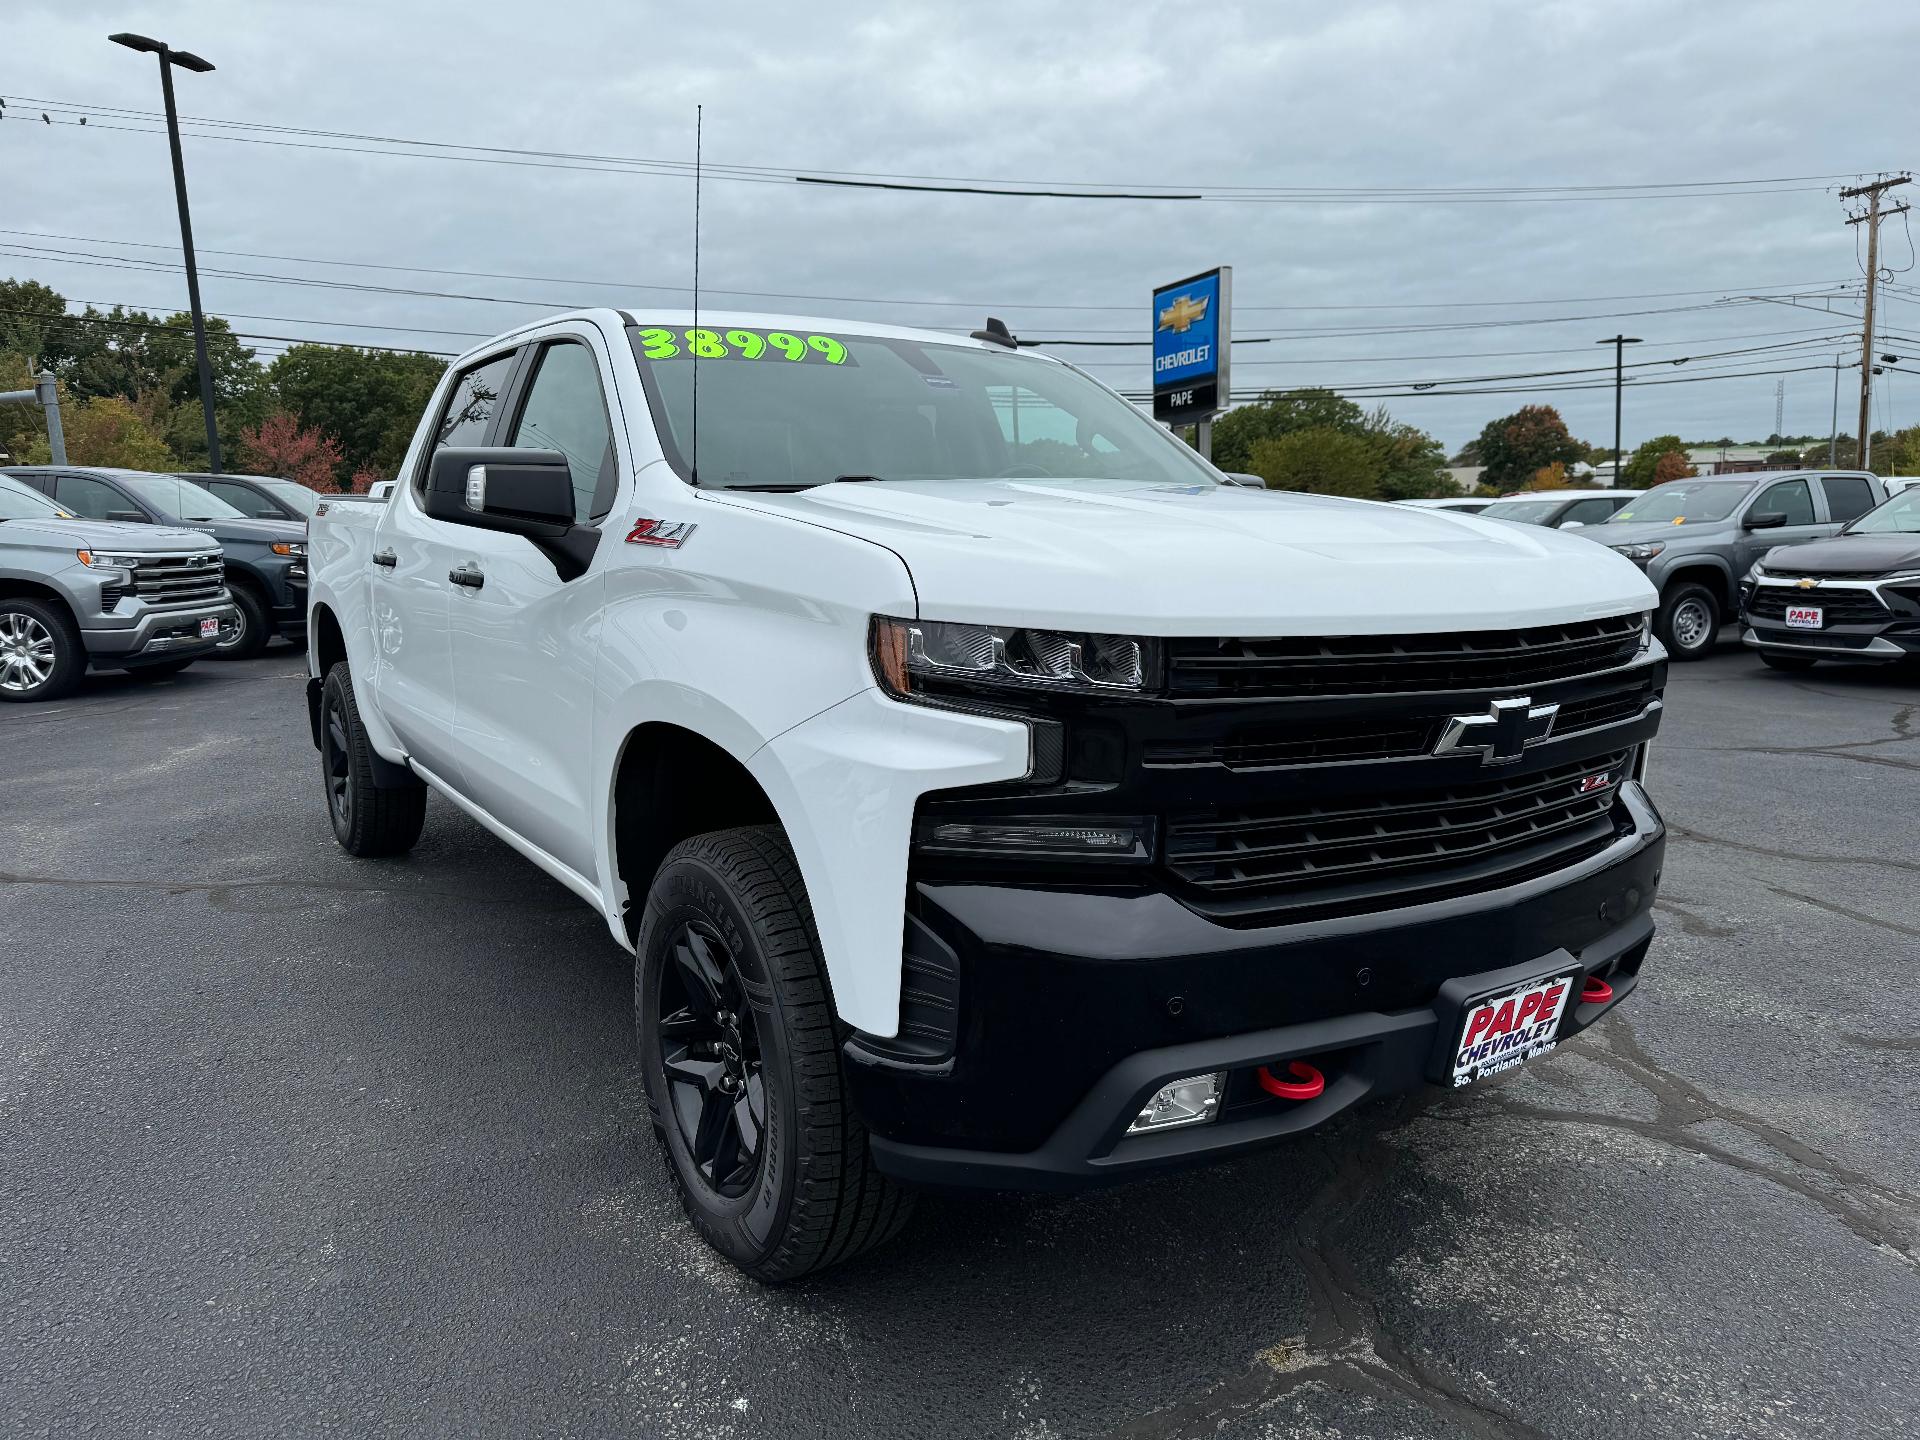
[[1684, 445, 1802, 476], [1444, 466, 1485, 493]]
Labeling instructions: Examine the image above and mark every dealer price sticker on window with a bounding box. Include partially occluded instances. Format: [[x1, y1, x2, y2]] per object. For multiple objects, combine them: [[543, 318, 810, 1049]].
[[633, 326, 855, 365], [1451, 973, 1574, 1087], [1785, 605, 1823, 630]]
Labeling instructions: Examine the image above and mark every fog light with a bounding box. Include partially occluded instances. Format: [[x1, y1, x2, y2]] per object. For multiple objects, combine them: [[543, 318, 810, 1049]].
[[1127, 1071, 1224, 1134], [913, 817, 1153, 860]]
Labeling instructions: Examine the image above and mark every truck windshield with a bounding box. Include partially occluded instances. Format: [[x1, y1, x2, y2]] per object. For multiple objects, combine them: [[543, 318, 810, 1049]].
[[1847, 488, 1920, 534], [1483, 499, 1565, 524], [119, 475, 249, 521], [1606, 481, 1749, 526], [0, 477, 70, 520], [626, 324, 1218, 491]]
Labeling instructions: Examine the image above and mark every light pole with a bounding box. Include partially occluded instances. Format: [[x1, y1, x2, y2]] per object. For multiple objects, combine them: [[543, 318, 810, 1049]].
[[109, 31, 223, 473], [1596, 334, 1641, 485]]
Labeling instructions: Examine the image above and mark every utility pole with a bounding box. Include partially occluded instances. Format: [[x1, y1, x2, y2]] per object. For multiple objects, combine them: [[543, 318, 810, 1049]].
[[110, 32, 223, 473], [1841, 174, 1911, 469], [1774, 378, 1785, 443], [1595, 334, 1641, 485], [1831, 355, 1846, 465]]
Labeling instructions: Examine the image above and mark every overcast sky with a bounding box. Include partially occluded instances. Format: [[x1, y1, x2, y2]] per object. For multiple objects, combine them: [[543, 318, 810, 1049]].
[[6, 0, 1918, 452]]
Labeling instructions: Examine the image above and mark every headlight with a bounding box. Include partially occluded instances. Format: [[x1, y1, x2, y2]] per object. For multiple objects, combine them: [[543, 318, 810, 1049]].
[[75, 550, 146, 570], [270, 541, 306, 557], [1610, 543, 1665, 563], [870, 616, 1156, 696], [1746, 561, 1770, 580]]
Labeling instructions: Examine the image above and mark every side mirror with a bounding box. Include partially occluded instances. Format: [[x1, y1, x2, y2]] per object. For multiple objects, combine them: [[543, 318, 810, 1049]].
[[106, 509, 146, 523], [1559, 520, 1586, 530], [422, 447, 574, 539], [1222, 472, 1267, 489], [1744, 511, 1788, 530]]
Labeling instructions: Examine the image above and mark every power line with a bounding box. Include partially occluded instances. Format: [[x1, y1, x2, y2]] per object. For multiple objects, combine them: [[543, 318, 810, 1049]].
[[4, 95, 1882, 203]]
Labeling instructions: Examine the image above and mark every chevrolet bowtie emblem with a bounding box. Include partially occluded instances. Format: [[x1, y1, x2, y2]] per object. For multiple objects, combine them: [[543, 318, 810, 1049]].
[[1157, 293, 1210, 332], [1434, 696, 1560, 766], [1795, 578, 1821, 589]]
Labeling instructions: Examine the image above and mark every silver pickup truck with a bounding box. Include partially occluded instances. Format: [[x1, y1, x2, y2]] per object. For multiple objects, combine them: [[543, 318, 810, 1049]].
[[0, 475, 236, 702]]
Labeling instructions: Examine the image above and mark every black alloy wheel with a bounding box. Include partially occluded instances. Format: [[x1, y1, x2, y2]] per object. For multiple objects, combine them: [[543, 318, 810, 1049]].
[[322, 680, 354, 835], [656, 920, 766, 1199]]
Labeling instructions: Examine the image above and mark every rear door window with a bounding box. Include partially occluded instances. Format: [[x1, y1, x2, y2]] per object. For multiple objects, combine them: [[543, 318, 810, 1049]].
[[1820, 475, 1876, 524], [1558, 498, 1620, 526], [206, 479, 283, 518]]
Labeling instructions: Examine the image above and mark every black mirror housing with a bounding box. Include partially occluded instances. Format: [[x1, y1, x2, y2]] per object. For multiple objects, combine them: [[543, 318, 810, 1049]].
[[1744, 511, 1788, 530], [422, 448, 574, 539]]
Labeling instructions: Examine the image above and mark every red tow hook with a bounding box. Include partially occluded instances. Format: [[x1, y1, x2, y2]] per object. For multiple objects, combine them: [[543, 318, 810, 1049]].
[[1256, 1060, 1326, 1101], [1580, 975, 1615, 1005]]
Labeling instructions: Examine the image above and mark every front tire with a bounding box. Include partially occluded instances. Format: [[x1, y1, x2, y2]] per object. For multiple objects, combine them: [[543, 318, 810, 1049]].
[[320, 661, 426, 856], [1657, 582, 1721, 660], [0, 598, 84, 703], [637, 826, 913, 1282], [214, 584, 269, 661], [1760, 650, 1817, 671]]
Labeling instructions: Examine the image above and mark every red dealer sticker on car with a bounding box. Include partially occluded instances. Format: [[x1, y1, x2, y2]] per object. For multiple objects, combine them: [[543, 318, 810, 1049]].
[[1451, 973, 1574, 1087], [1785, 605, 1823, 630]]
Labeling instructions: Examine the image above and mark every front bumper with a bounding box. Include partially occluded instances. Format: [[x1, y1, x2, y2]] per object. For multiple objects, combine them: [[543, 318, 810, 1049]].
[[853, 781, 1664, 1191], [1740, 576, 1920, 662], [82, 599, 241, 668]]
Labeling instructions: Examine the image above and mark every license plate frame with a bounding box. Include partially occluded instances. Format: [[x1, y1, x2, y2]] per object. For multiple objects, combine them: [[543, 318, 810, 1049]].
[[1448, 970, 1576, 1088], [1784, 605, 1823, 630]]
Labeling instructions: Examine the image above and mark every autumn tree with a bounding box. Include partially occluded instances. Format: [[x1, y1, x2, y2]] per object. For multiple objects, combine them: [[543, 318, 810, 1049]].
[[21, 394, 175, 470], [1622, 434, 1694, 488], [239, 411, 346, 491], [267, 344, 446, 477], [1523, 462, 1572, 491], [1475, 405, 1587, 491]]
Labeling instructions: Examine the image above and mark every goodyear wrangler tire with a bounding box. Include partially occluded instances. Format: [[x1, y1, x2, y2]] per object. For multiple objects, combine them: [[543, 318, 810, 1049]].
[[636, 825, 914, 1282]]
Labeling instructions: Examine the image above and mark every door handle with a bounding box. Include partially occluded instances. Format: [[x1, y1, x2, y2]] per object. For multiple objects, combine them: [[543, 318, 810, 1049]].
[[372, 549, 397, 568], [449, 564, 485, 590]]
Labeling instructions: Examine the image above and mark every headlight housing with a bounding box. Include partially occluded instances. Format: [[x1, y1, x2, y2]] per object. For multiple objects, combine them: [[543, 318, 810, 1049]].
[[75, 549, 147, 570], [870, 616, 1157, 697], [270, 541, 306, 557], [1878, 569, 1920, 583], [1611, 542, 1665, 563]]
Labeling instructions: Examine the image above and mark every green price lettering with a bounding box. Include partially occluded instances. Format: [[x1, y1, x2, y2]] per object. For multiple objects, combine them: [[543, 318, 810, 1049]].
[[685, 328, 727, 358], [766, 331, 807, 361], [636, 327, 679, 359], [725, 328, 766, 358], [806, 335, 848, 364]]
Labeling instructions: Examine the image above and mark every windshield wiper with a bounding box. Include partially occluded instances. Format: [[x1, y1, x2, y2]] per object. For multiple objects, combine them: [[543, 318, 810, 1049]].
[[724, 475, 890, 493]]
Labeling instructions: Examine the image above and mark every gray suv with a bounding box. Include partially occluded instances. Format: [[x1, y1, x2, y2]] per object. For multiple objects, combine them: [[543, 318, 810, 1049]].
[[1592, 470, 1886, 659], [0, 475, 237, 702]]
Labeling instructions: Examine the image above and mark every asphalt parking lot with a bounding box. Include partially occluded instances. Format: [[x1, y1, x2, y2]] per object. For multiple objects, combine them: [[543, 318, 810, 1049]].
[[4, 641, 1918, 1439]]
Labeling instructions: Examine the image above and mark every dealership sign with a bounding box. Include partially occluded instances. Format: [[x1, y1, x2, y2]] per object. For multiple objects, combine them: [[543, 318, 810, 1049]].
[[1152, 266, 1231, 425]]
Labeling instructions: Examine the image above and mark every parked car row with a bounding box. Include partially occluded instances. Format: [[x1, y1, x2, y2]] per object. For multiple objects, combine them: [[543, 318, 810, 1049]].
[[0, 466, 350, 701]]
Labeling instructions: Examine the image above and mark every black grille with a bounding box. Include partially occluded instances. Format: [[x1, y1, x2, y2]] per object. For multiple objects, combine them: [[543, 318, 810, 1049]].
[[1144, 717, 1434, 771], [1746, 586, 1887, 624], [1166, 613, 1646, 698], [130, 552, 225, 607], [1166, 749, 1630, 899]]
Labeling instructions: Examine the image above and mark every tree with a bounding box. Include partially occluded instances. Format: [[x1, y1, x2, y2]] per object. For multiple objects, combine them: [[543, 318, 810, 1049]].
[[1210, 389, 1369, 472], [1523, 462, 1572, 491], [21, 394, 175, 470], [1870, 426, 1920, 477], [1363, 408, 1454, 500], [1764, 450, 1801, 463], [239, 411, 346, 491], [267, 345, 446, 477], [1621, 434, 1694, 488], [0, 278, 73, 365], [1476, 406, 1586, 491], [1651, 451, 1697, 484], [1449, 438, 1484, 467], [1247, 428, 1380, 498]]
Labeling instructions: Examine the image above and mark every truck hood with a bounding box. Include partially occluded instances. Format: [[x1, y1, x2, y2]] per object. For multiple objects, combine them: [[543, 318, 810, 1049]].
[[1582, 520, 1720, 548], [707, 478, 1657, 635], [175, 516, 306, 546], [0, 516, 212, 551], [1763, 533, 1920, 576]]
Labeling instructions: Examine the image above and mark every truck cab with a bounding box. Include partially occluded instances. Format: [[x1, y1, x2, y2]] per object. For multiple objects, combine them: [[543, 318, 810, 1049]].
[[306, 308, 1667, 1279]]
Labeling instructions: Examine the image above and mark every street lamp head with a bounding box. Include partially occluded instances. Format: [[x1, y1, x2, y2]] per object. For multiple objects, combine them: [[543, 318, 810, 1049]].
[[108, 32, 214, 70]]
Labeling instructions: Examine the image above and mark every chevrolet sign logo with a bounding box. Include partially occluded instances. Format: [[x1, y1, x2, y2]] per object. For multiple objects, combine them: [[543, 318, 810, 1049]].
[[1434, 696, 1560, 766], [1157, 293, 1210, 333], [1796, 578, 1821, 590]]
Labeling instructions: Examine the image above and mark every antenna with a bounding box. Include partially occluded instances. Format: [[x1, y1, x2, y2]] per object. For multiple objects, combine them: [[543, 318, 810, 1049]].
[[690, 104, 702, 486]]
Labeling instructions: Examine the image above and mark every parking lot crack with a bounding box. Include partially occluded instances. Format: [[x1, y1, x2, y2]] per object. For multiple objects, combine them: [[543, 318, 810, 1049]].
[[1667, 826, 1920, 876], [1767, 886, 1920, 940], [1487, 1022, 1920, 1271]]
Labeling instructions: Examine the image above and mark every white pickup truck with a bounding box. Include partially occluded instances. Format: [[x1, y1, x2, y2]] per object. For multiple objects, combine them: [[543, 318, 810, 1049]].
[[306, 309, 1668, 1279]]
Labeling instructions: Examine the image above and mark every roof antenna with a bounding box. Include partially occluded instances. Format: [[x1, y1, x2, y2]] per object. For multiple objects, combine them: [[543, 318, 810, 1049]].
[[690, 103, 703, 486], [971, 315, 1018, 348]]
